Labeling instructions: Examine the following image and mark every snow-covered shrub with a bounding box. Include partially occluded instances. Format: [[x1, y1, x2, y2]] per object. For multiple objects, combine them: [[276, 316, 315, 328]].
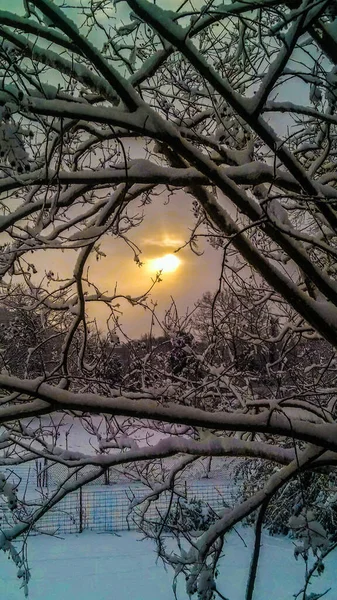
[[169, 331, 196, 376], [186, 564, 216, 600], [165, 497, 216, 534], [235, 461, 337, 539], [288, 508, 330, 560]]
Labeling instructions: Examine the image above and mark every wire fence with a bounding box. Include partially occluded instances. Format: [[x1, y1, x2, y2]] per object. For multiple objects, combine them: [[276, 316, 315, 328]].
[[5, 458, 239, 494], [1, 481, 239, 535]]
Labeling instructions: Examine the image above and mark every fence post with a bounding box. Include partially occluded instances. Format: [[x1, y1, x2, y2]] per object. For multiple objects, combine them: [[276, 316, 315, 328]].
[[36, 460, 40, 488], [43, 457, 48, 488], [104, 469, 109, 485], [79, 487, 83, 533]]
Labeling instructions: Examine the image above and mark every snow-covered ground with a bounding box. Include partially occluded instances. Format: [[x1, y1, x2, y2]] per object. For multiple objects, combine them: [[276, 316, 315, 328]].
[[0, 527, 335, 600]]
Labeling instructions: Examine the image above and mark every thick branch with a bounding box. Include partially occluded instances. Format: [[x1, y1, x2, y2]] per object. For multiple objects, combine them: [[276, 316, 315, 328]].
[[1, 376, 337, 451]]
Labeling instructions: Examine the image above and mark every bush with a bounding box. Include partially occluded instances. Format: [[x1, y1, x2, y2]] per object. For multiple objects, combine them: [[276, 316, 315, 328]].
[[236, 460, 337, 540], [165, 497, 217, 534]]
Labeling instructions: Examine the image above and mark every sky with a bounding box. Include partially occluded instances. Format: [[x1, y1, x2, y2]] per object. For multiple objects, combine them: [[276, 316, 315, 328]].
[[3, 0, 321, 339], [30, 188, 223, 339], [2, 0, 224, 339], [88, 191, 223, 338]]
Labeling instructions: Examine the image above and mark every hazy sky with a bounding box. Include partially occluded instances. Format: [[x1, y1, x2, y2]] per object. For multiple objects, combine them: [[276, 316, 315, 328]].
[[4, 0, 317, 338], [4, 0, 224, 339], [88, 191, 223, 338], [29, 188, 223, 339]]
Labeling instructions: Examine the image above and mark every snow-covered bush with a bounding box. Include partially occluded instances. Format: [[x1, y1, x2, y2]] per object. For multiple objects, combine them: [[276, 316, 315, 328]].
[[236, 462, 337, 541], [186, 564, 217, 600], [165, 497, 216, 534], [289, 508, 330, 560]]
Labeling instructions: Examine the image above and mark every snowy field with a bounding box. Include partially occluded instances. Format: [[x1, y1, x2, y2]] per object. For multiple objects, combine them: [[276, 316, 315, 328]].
[[0, 528, 335, 600]]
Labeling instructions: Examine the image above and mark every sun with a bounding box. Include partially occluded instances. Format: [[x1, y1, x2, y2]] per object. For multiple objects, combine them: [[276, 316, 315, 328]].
[[147, 253, 181, 274]]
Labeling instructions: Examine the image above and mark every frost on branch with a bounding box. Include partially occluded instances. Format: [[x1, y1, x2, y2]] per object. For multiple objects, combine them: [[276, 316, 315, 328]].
[[0, 472, 17, 510], [0, 107, 30, 174], [0, 475, 29, 596], [0, 528, 30, 598]]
